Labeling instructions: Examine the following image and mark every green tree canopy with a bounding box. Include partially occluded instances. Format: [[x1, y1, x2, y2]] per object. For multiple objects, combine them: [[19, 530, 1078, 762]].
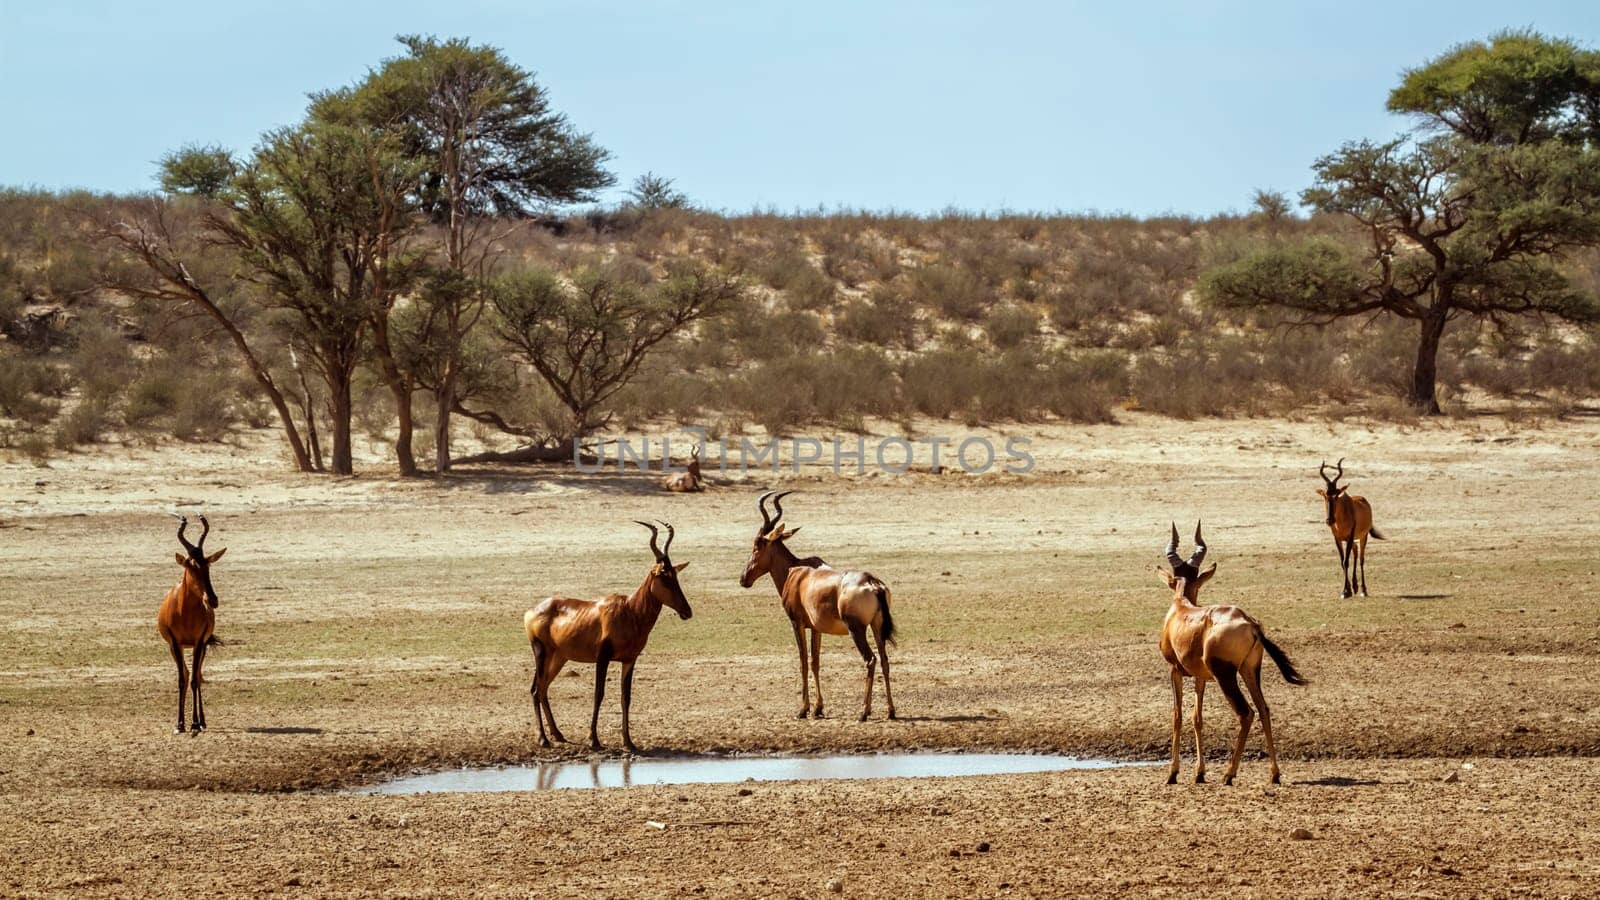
[[1203, 31, 1600, 413]]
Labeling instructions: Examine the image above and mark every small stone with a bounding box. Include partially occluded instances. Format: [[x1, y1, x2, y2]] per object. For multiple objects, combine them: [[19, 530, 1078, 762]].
[[826, 879, 843, 893], [25, 729, 33, 736], [1290, 828, 1314, 841], [949, 849, 961, 858], [1442, 771, 1459, 784], [736, 788, 753, 797], [976, 842, 991, 853]]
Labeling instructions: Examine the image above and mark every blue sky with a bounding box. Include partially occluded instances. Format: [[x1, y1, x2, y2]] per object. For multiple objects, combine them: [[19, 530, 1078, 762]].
[[3, 1, 1597, 215]]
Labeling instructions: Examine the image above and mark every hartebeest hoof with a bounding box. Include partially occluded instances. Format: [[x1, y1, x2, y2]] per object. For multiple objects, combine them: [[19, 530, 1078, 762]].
[[1194, 771, 1206, 784], [589, 738, 603, 751], [173, 725, 186, 734], [1222, 774, 1236, 786], [1270, 771, 1282, 785], [623, 741, 641, 754], [1165, 771, 1178, 785], [538, 737, 552, 748], [813, 706, 825, 719], [858, 711, 870, 722], [887, 708, 897, 720]]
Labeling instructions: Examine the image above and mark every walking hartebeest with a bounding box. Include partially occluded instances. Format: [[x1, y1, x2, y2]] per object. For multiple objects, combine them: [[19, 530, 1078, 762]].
[[1158, 523, 1306, 785], [157, 514, 226, 734], [524, 521, 693, 752], [1318, 458, 1386, 598], [739, 491, 897, 721], [662, 445, 704, 492]]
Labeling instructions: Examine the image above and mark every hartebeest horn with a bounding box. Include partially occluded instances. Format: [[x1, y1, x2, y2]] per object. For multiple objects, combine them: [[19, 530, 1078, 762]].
[[1333, 457, 1345, 483], [635, 520, 664, 561], [656, 519, 676, 559], [1188, 520, 1207, 568], [771, 490, 795, 522], [194, 514, 210, 552], [756, 491, 776, 533], [1165, 522, 1185, 570], [172, 514, 198, 556]]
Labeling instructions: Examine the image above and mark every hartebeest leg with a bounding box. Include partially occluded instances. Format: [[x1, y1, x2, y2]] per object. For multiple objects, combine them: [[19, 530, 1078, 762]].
[[848, 623, 875, 721], [190, 642, 207, 732], [1333, 537, 1352, 598], [1342, 538, 1357, 598], [530, 641, 550, 747], [874, 627, 896, 720], [539, 652, 569, 744], [1243, 662, 1280, 784], [809, 629, 825, 719], [1212, 661, 1253, 786], [168, 639, 188, 734], [1358, 535, 1370, 597], [1191, 677, 1207, 784], [589, 646, 612, 750], [620, 661, 639, 754], [792, 622, 810, 718], [1166, 668, 1183, 785]]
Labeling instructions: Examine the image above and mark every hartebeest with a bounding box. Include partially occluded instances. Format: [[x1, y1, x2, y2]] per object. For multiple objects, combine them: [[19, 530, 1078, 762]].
[[1318, 458, 1386, 598], [739, 491, 897, 721], [1158, 523, 1306, 785], [157, 514, 226, 734], [662, 445, 704, 493], [524, 521, 693, 752]]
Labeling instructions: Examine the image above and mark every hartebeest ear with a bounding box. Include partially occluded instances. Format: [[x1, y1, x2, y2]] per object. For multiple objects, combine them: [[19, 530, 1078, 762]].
[[1154, 567, 1177, 590], [1316, 488, 1327, 498], [206, 547, 227, 563], [175, 552, 188, 567], [1195, 563, 1217, 588], [673, 561, 690, 572]]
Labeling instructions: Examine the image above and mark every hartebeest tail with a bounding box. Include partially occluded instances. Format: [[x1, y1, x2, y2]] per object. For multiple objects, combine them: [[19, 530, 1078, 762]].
[[1158, 522, 1305, 785], [1318, 458, 1384, 598], [1258, 630, 1307, 686]]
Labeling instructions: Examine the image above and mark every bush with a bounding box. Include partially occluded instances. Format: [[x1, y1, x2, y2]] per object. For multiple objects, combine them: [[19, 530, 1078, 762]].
[[0, 353, 65, 424], [910, 264, 991, 322], [836, 285, 919, 349], [983, 304, 1040, 349]]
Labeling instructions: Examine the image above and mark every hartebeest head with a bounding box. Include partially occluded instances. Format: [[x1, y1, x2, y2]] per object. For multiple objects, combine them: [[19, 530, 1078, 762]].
[[172, 514, 226, 608], [1317, 458, 1347, 525], [1158, 521, 1214, 600], [740, 490, 799, 588], [636, 520, 693, 620]]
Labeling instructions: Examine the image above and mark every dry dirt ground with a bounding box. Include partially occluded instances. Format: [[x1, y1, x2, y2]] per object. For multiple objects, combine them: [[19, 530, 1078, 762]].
[[2, 412, 1598, 897]]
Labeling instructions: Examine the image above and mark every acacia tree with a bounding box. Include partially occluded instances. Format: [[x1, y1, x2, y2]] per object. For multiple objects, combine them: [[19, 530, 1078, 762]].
[[459, 261, 743, 457], [325, 35, 614, 472], [143, 122, 423, 474], [103, 199, 315, 472], [1201, 31, 1600, 412]]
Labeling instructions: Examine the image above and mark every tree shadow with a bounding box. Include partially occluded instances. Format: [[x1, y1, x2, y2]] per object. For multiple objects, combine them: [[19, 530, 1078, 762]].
[[892, 714, 1002, 723], [1397, 593, 1452, 601]]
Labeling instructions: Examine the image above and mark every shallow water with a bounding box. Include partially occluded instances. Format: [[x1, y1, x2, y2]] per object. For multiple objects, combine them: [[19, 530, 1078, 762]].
[[355, 752, 1130, 794]]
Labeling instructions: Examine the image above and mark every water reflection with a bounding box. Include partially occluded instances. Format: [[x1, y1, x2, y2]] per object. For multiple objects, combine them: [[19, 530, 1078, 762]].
[[357, 752, 1132, 795]]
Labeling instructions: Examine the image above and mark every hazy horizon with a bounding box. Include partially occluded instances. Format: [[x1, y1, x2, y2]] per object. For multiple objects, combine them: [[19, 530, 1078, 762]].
[[4, 1, 1597, 216]]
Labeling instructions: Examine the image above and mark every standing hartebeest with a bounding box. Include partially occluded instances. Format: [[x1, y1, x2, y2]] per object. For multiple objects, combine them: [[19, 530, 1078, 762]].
[[1318, 458, 1386, 598], [662, 445, 704, 493], [739, 490, 897, 721], [1158, 522, 1306, 785], [524, 521, 693, 752], [157, 514, 226, 734]]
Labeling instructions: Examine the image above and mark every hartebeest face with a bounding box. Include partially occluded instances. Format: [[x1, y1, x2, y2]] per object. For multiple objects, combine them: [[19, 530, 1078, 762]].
[[1317, 458, 1348, 525], [740, 526, 799, 589], [648, 562, 694, 620], [173, 514, 225, 608]]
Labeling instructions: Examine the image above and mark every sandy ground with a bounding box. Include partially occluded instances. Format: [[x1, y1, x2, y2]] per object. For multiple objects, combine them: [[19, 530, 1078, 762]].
[[2, 411, 1599, 897]]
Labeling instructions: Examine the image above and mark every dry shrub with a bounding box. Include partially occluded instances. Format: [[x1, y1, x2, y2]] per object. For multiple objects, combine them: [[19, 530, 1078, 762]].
[[836, 284, 919, 349], [983, 303, 1040, 349], [910, 263, 992, 322]]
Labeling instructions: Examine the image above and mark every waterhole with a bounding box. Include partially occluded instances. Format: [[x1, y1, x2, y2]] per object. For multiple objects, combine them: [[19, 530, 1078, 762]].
[[356, 752, 1130, 794]]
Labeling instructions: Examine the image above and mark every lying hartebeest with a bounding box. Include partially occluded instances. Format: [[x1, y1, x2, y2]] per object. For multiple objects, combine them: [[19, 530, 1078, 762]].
[[739, 490, 897, 721], [662, 445, 704, 492], [1158, 522, 1306, 785], [157, 514, 226, 734], [524, 521, 693, 751], [1318, 458, 1386, 598]]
